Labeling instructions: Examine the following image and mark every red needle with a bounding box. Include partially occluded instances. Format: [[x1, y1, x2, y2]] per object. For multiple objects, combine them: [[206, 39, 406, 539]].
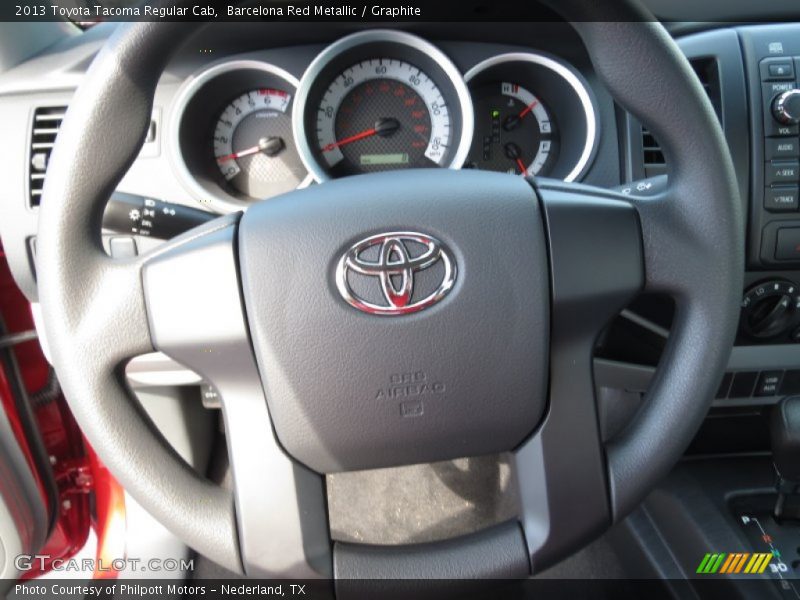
[[518, 99, 538, 119], [216, 145, 262, 163], [321, 127, 378, 152], [217, 137, 284, 163], [515, 158, 528, 175]]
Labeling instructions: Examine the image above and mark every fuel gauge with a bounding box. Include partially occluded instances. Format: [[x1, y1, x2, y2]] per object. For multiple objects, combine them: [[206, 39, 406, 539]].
[[466, 81, 557, 176]]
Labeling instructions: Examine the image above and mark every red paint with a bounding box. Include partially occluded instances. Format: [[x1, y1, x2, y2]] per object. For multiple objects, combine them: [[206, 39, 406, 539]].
[[88, 445, 126, 579], [0, 241, 122, 580], [21, 389, 92, 579]]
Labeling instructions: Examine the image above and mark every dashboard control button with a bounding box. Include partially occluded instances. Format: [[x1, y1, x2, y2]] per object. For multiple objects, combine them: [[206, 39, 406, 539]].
[[103, 192, 214, 240], [772, 89, 800, 124], [766, 137, 799, 160], [776, 227, 800, 260], [766, 160, 800, 185], [765, 186, 800, 212], [761, 58, 796, 81], [755, 370, 784, 397], [729, 372, 758, 398], [765, 122, 800, 137], [741, 280, 800, 338], [763, 82, 799, 136], [770, 63, 795, 79]]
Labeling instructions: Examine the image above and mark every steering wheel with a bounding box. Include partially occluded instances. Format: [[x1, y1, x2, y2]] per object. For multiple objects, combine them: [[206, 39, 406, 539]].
[[36, 0, 743, 580]]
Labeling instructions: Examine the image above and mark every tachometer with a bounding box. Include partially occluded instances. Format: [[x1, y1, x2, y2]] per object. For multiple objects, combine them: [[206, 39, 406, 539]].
[[171, 60, 311, 213], [294, 31, 473, 181], [213, 88, 306, 198]]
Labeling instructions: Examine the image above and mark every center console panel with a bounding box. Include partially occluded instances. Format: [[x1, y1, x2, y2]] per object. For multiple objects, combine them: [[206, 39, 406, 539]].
[[610, 458, 799, 598], [741, 25, 800, 269]]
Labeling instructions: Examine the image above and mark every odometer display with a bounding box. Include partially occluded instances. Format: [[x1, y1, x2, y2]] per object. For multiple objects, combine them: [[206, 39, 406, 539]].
[[315, 59, 450, 176]]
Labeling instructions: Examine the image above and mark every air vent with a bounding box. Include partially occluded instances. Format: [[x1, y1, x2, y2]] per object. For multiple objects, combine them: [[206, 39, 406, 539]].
[[640, 58, 721, 178], [641, 127, 666, 177], [28, 106, 66, 208], [691, 57, 722, 122]]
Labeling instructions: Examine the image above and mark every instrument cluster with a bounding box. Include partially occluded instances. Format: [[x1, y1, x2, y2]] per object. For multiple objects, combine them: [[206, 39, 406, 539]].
[[171, 31, 598, 213]]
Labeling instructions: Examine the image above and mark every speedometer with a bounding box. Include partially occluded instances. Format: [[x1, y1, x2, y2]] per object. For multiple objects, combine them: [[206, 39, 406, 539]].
[[294, 31, 473, 181], [316, 60, 451, 176]]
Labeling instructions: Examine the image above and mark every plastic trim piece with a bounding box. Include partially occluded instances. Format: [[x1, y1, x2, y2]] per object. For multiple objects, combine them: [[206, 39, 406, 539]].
[[142, 216, 331, 578], [333, 520, 529, 580]]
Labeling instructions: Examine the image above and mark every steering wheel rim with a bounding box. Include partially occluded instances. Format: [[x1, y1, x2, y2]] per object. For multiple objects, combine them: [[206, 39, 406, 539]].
[[36, 3, 743, 579]]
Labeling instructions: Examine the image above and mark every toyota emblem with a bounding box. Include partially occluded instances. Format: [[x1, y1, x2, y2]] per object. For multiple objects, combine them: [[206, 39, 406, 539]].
[[335, 232, 457, 315]]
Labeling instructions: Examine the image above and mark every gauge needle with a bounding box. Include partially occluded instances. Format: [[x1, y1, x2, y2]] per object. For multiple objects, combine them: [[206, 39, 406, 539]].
[[322, 118, 400, 152], [518, 99, 538, 119], [216, 136, 284, 163], [504, 142, 527, 176], [503, 99, 538, 131]]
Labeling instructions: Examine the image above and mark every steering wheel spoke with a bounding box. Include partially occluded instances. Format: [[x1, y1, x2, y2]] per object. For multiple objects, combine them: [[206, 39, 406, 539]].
[[142, 214, 332, 578], [512, 178, 644, 570]]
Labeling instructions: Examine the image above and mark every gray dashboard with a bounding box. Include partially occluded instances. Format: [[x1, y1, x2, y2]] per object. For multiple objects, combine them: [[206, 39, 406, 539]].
[[1, 20, 800, 411], [0, 21, 620, 301]]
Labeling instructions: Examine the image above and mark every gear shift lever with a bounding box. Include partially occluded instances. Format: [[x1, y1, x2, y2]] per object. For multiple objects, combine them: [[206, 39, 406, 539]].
[[770, 396, 800, 521]]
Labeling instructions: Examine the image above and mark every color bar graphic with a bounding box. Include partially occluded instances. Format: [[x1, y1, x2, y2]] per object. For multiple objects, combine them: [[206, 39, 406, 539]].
[[698, 552, 773, 574]]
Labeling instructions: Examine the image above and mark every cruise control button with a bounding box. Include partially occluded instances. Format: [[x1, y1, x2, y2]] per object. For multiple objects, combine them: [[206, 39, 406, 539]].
[[776, 227, 800, 260], [765, 186, 800, 211], [766, 160, 800, 185], [766, 137, 799, 159]]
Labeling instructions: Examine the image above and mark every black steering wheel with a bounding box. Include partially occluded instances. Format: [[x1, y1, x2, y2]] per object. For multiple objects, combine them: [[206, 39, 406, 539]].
[[36, 1, 743, 579]]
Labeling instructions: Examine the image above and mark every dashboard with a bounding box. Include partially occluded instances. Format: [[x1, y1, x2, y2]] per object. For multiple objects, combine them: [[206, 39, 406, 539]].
[[3, 19, 800, 415], [171, 29, 597, 212]]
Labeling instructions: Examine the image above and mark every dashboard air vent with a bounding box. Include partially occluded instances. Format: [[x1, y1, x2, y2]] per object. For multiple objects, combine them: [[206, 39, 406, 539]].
[[691, 57, 722, 122], [640, 58, 721, 178], [28, 106, 67, 207], [641, 127, 666, 177]]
